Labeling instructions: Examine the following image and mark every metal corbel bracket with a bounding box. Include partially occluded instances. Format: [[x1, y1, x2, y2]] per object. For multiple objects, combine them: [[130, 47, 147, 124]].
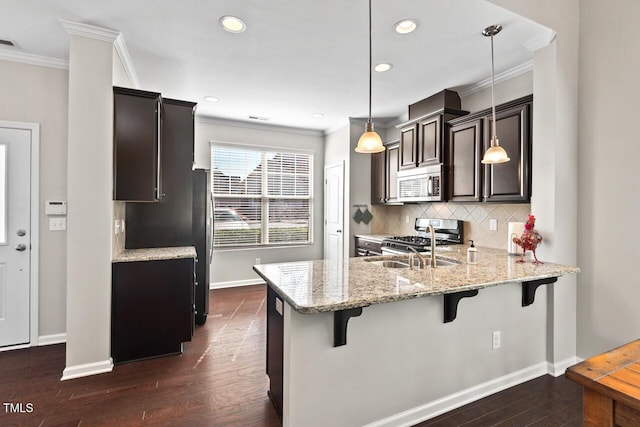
[[522, 277, 558, 306], [443, 289, 479, 323], [334, 307, 364, 347]]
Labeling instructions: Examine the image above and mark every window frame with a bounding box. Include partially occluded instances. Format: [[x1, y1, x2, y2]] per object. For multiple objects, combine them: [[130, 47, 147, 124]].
[[210, 141, 314, 249]]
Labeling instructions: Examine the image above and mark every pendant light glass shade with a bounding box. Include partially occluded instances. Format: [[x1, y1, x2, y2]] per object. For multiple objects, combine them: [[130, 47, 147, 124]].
[[355, 0, 385, 154], [481, 136, 510, 164], [356, 120, 384, 153], [481, 24, 509, 165]]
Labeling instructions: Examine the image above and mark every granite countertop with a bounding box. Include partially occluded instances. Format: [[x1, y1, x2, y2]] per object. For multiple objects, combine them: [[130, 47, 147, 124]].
[[112, 246, 197, 263], [353, 234, 392, 242], [252, 246, 580, 314]]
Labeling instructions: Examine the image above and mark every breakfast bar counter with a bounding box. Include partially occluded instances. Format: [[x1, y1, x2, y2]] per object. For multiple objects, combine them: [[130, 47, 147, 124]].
[[253, 247, 579, 314], [253, 247, 579, 427]]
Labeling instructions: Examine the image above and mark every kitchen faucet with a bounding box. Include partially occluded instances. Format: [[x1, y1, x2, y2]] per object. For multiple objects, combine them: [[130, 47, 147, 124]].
[[409, 224, 437, 268]]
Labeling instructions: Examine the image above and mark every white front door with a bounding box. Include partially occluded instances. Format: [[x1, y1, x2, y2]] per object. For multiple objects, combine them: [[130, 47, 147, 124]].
[[0, 125, 32, 348], [324, 162, 344, 260]]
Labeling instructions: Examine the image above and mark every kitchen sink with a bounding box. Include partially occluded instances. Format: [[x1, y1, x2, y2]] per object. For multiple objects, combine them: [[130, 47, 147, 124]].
[[368, 260, 410, 269], [366, 257, 460, 268]]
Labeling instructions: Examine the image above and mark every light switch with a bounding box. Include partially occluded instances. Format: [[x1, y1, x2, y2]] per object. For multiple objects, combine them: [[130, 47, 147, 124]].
[[489, 219, 498, 231], [49, 217, 66, 231]]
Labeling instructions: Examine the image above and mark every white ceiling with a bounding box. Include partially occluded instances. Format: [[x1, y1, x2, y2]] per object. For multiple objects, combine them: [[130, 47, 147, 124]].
[[0, 0, 553, 132]]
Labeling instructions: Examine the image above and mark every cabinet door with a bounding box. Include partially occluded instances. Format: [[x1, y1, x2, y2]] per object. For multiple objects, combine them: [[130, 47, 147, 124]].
[[399, 125, 417, 170], [418, 115, 442, 166], [111, 258, 194, 364], [125, 99, 197, 248], [447, 120, 482, 202], [266, 285, 284, 419], [371, 150, 386, 204], [385, 140, 401, 203], [113, 87, 161, 201], [483, 103, 531, 202]]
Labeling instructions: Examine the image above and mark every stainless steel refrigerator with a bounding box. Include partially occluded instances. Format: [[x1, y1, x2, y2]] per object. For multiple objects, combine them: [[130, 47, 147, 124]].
[[193, 169, 212, 325]]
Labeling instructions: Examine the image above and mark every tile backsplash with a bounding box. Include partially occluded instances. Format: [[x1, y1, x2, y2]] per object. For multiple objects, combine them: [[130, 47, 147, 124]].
[[370, 203, 531, 250]]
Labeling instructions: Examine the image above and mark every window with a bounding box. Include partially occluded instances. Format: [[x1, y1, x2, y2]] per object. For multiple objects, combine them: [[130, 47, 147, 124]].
[[211, 144, 313, 247]]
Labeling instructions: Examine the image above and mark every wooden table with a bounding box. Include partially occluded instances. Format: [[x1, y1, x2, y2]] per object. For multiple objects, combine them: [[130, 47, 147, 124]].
[[566, 339, 640, 426]]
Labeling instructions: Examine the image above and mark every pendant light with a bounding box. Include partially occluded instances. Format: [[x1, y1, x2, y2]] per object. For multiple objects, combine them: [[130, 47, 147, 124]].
[[355, 0, 385, 154], [481, 24, 510, 164]]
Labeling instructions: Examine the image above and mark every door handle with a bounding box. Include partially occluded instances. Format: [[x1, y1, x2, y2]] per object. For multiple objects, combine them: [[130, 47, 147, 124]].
[[15, 244, 27, 251]]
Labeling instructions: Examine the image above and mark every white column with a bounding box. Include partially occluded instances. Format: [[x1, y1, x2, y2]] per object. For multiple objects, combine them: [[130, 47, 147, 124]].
[[61, 21, 118, 379]]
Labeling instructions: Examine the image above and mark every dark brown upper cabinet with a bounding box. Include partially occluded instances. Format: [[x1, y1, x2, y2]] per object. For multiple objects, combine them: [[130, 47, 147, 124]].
[[447, 119, 483, 202], [125, 98, 197, 249], [397, 90, 467, 171], [370, 139, 401, 204], [482, 100, 531, 203], [113, 86, 162, 201], [399, 125, 417, 170], [417, 115, 441, 166], [447, 94, 533, 203], [371, 148, 386, 205], [385, 140, 401, 204]]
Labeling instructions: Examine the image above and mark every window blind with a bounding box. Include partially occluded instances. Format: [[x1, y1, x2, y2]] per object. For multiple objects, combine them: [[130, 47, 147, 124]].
[[211, 144, 313, 247]]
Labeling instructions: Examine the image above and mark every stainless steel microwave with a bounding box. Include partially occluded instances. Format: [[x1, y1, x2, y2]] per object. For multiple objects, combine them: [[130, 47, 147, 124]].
[[397, 164, 443, 202]]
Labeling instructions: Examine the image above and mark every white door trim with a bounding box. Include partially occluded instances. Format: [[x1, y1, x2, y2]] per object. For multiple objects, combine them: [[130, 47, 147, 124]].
[[0, 120, 39, 351]]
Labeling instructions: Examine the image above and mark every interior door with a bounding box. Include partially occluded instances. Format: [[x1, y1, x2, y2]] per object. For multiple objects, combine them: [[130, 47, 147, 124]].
[[0, 125, 32, 348], [324, 162, 344, 260]]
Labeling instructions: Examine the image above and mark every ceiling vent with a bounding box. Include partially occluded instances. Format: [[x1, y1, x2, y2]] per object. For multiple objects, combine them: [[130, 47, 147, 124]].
[[0, 39, 18, 48]]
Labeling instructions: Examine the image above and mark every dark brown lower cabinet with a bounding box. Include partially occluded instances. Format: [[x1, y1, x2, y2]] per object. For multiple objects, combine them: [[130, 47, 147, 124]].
[[266, 285, 284, 420], [112, 257, 195, 364]]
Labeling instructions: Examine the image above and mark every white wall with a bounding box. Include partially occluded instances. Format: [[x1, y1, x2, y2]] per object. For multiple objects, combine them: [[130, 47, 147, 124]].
[[576, 0, 640, 356], [0, 60, 68, 338], [488, 0, 580, 365], [461, 71, 533, 112], [64, 35, 115, 377], [285, 283, 549, 426], [195, 118, 325, 286]]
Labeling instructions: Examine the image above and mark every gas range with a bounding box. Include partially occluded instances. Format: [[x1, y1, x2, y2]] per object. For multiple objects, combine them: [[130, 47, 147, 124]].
[[381, 218, 464, 254]]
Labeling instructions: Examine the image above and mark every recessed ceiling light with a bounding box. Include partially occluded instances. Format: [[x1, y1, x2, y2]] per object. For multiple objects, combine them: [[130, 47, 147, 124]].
[[219, 16, 246, 33], [374, 63, 393, 72], [394, 19, 417, 34], [204, 96, 219, 103], [311, 113, 325, 118]]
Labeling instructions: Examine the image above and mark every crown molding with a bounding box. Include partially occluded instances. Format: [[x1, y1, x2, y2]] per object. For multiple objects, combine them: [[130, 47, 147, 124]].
[[59, 19, 139, 88], [59, 19, 120, 42], [0, 49, 68, 70], [113, 34, 140, 88], [523, 30, 557, 52], [458, 60, 533, 98]]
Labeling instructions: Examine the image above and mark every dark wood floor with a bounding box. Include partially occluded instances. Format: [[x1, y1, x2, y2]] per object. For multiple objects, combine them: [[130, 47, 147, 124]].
[[0, 284, 583, 427]]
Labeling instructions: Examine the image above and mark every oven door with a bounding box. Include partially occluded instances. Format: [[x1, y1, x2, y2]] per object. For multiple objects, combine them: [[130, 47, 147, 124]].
[[381, 246, 408, 255]]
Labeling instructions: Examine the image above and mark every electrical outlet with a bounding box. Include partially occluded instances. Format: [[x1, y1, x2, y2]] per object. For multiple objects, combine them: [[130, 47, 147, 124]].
[[489, 218, 498, 231], [114, 219, 121, 235], [405, 215, 410, 224], [492, 331, 501, 350], [255, 258, 261, 265]]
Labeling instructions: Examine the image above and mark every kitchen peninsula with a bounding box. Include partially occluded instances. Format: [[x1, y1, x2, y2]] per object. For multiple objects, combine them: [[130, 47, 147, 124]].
[[253, 247, 579, 427]]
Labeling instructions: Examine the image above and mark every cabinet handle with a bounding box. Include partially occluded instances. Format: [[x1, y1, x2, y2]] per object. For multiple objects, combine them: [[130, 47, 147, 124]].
[[156, 104, 162, 199]]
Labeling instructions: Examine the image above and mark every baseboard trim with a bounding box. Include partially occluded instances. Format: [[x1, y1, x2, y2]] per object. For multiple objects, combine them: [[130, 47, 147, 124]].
[[547, 356, 579, 377], [38, 333, 66, 346], [364, 362, 549, 427], [210, 279, 266, 290], [61, 358, 114, 381]]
